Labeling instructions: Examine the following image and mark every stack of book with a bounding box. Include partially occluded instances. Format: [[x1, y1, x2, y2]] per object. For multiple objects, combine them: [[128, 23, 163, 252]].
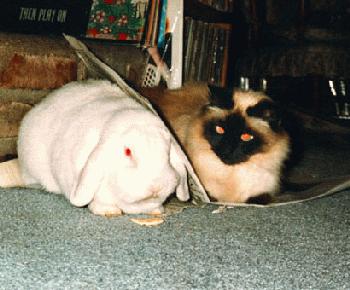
[[87, 0, 183, 88], [142, 0, 167, 48], [86, 0, 172, 48], [0, 0, 173, 48], [183, 17, 232, 87]]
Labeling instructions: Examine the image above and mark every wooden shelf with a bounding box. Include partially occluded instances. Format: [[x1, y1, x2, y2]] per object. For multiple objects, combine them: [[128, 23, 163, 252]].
[[184, 0, 235, 24]]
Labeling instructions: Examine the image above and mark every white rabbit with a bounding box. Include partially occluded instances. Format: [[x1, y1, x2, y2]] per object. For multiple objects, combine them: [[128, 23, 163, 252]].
[[17, 80, 189, 216]]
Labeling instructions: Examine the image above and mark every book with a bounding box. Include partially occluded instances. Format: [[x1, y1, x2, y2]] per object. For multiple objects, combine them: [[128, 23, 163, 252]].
[[196, 22, 209, 81], [157, 0, 168, 48], [183, 17, 194, 82], [219, 28, 231, 87], [214, 28, 226, 86], [0, 0, 92, 36], [188, 20, 204, 81], [199, 22, 214, 82], [210, 23, 231, 86], [207, 25, 219, 85], [150, 0, 161, 46]]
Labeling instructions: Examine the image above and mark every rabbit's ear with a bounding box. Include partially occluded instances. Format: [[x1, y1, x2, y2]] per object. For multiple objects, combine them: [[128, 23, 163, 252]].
[[169, 139, 190, 202], [69, 141, 108, 207]]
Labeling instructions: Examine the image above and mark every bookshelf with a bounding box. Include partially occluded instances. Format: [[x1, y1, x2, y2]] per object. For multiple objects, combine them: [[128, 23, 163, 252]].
[[139, 0, 236, 89], [143, 0, 235, 89], [0, 0, 234, 89], [183, 0, 235, 87]]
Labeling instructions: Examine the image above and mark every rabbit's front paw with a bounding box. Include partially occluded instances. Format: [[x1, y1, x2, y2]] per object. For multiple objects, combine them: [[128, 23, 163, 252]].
[[88, 200, 122, 217], [147, 206, 164, 215]]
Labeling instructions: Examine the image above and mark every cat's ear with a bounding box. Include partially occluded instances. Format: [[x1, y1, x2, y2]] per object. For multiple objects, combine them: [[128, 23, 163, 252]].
[[246, 100, 283, 131], [208, 85, 234, 109]]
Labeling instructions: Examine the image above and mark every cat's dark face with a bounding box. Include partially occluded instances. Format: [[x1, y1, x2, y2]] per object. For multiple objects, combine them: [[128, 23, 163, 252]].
[[202, 85, 285, 165], [203, 114, 263, 164]]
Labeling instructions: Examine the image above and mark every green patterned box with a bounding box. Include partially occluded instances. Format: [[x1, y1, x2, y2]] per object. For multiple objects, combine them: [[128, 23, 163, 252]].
[[86, 0, 149, 43]]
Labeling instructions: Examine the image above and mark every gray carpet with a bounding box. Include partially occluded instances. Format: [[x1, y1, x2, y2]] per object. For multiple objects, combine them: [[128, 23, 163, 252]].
[[0, 187, 349, 289], [0, 131, 350, 289]]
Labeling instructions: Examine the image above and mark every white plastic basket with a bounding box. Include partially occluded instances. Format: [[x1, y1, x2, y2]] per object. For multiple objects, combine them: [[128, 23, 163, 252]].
[[142, 63, 161, 87]]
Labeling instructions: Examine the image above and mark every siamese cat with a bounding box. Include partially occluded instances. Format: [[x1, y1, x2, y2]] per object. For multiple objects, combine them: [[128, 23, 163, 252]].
[[140, 83, 291, 204]]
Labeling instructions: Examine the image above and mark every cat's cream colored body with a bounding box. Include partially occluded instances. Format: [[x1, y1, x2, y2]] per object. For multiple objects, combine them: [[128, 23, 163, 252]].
[[141, 83, 290, 203]]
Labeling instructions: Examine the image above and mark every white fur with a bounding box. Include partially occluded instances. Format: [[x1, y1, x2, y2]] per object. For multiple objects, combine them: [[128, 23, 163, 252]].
[[17, 80, 189, 215]]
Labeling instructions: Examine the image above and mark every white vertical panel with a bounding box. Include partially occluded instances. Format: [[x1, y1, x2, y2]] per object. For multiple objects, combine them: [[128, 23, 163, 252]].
[[167, 0, 183, 89]]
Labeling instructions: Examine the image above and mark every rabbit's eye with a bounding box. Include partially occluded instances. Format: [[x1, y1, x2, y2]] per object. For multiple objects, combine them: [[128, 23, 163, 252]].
[[215, 125, 225, 134], [240, 133, 254, 142], [124, 147, 132, 157]]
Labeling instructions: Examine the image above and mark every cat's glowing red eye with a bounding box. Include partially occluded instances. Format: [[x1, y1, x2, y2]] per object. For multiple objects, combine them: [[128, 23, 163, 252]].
[[124, 147, 132, 157], [241, 133, 254, 142], [215, 126, 225, 134]]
